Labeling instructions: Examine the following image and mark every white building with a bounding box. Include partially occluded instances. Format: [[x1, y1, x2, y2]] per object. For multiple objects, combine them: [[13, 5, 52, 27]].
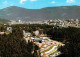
[[76, 19, 79, 26], [34, 30, 39, 36], [23, 30, 31, 38]]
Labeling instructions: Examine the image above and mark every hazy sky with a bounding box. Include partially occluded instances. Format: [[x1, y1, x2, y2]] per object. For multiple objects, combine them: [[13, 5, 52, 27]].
[[0, 0, 80, 9]]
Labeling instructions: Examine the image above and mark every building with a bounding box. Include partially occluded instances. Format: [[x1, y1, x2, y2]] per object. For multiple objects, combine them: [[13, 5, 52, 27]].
[[76, 19, 79, 26], [34, 30, 40, 36], [23, 30, 32, 38]]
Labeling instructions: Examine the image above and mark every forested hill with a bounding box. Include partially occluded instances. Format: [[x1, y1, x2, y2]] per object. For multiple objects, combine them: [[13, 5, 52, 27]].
[[0, 6, 80, 21]]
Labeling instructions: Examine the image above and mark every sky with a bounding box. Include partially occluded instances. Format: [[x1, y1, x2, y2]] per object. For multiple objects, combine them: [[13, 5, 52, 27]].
[[0, 0, 80, 9]]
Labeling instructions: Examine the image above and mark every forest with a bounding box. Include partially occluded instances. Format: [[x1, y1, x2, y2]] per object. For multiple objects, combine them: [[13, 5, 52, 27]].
[[0, 24, 40, 57], [0, 24, 80, 57]]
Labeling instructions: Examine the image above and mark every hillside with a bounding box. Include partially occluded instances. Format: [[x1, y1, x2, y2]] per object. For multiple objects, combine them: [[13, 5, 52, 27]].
[[0, 18, 9, 24], [0, 6, 80, 21]]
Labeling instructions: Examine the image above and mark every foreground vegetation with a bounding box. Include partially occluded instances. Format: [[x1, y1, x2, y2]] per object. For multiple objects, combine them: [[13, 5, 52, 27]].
[[0, 24, 40, 57]]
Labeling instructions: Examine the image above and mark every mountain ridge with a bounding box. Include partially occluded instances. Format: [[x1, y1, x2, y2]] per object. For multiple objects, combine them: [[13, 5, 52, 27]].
[[0, 6, 80, 21]]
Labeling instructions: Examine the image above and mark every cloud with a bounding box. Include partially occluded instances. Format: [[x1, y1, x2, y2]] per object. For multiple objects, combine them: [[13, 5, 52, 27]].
[[3, 1, 8, 4], [67, 0, 75, 3], [3, 1, 14, 7], [20, 0, 27, 4], [30, 0, 37, 2], [51, 1, 56, 3]]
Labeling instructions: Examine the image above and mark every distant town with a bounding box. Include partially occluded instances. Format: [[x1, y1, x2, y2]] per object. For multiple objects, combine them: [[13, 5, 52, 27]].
[[9, 19, 80, 28]]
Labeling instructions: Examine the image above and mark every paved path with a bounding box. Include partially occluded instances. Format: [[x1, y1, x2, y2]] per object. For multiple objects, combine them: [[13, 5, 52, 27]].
[[45, 46, 57, 54]]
